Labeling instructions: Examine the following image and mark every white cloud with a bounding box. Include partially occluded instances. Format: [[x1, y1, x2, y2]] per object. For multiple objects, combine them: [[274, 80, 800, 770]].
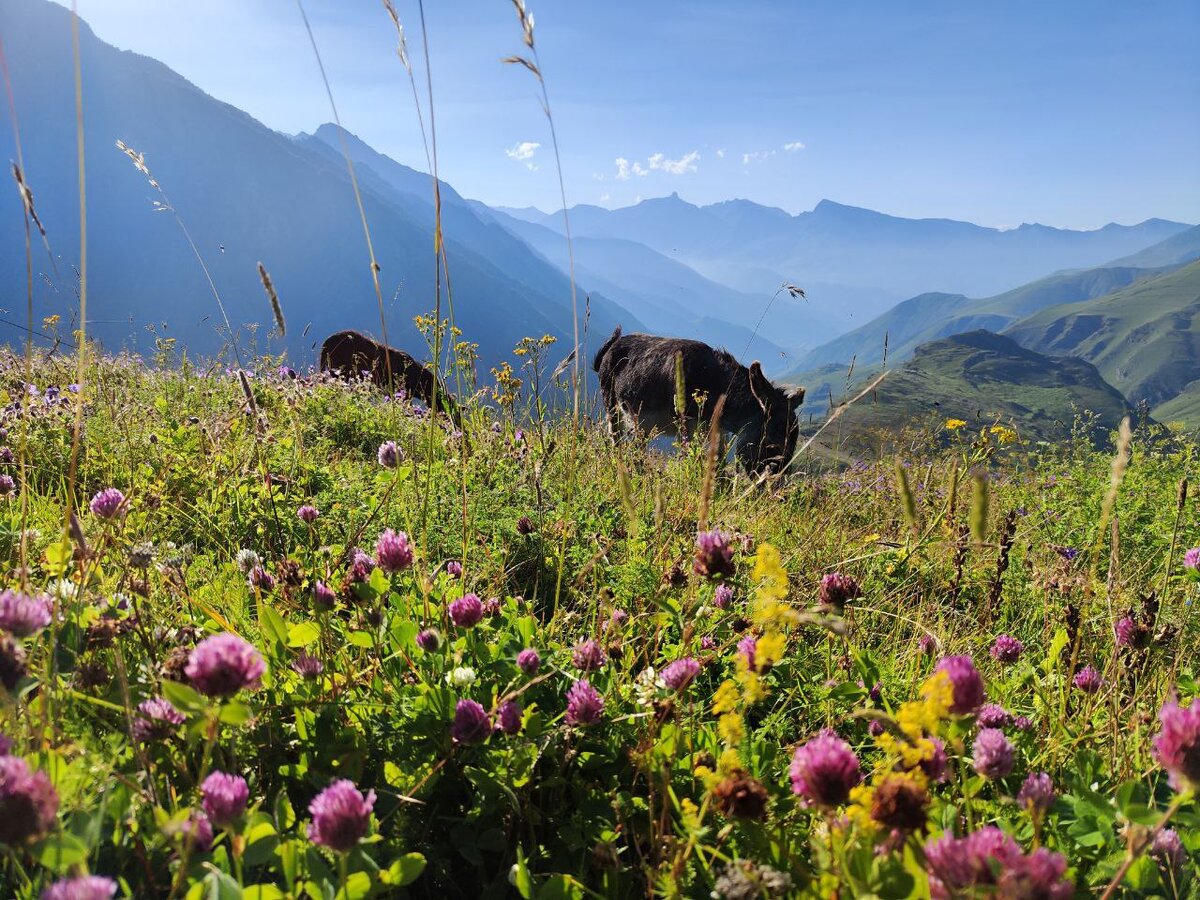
[[783, 141, 806, 152], [505, 141, 540, 170], [648, 150, 700, 175], [614, 157, 649, 180], [742, 149, 776, 165], [716, 148, 726, 159]]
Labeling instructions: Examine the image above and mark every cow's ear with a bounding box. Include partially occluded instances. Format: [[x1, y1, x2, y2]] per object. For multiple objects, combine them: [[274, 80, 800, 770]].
[[748, 361, 770, 412], [787, 385, 805, 405]]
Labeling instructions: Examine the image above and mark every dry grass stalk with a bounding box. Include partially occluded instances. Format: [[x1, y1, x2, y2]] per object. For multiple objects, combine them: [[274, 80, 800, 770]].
[[969, 470, 989, 546], [895, 458, 918, 535], [1097, 417, 1133, 555], [257, 262, 285, 336], [10, 163, 46, 238], [698, 394, 727, 531]]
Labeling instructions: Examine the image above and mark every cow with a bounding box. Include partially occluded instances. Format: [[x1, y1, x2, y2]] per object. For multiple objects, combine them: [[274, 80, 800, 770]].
[[593, 326, 804, 475], [319, 330, 453, 415]]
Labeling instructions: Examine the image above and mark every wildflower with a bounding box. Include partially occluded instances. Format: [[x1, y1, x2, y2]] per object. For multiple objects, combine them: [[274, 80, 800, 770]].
[[516, 515, 535, 535], [1184, 547, 1200, 570], [712, 860, 793, 900], [1072, 665, 1104, 693], [0, 755, 59, 845], [1152, 698, 1200, 790], [918, 634, 939, 655], [868, 720, 885, 737], [701, 635, 717, 650], [516, 648, 540, 676], [448, 594, 483, 628], [307, 779, 375, 853], [0, 475, 14, 495], [818, 572, 861, 613], [934, 655, 985, 714], [0, 447, 11, 464], [496, 700, 522, 735], [566, 679, 604, 726], [945, 418, 967, 430], [451, 699, 492, 744], [1018, 772, 1055, 815], [661, 657, 701, 691], [976, 704, 1012, 729], [1150, 828, 1185, 874], [737, 635, 758, 672], [235, 549, 261, 574], [248, 565, 275, 593], [572, 639, 605, 671], [924, 827, 1072, 899], [0, 590, 52, 638], [449, 666, 476, 687], [41, 875, 119, 900], [312, 580, 336, 612], [1013, 715, 1034, 732], [348, 549, 373, 582], [481, 597, 502, 616], [185, 633, 266, 697], [446, 560, 463, 578], [870, 775, 930, 833], [712, 771, 770, 820], [128, 542, 155, 568], [201, 771, 249, 827], [0, 638, 27, 691], [291, 653, 324, 679], [789, 730, 861, 807], [297, 504, 319, 524], [89, 487, 126, 520], [375, 529, 414, 574], [989, 634, 1023, 664], [972, 728, 1014, 779], [694, 529, 735, 579], [377, 440, 400, 468], [714, 584, 734, 609], [132, 697, 185, 742], [416, 628, 441, 652], [919, 737, 949, 783]]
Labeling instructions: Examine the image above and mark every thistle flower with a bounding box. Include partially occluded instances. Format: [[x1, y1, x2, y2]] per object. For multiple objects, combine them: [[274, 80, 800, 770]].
[[312, 580, 336, 612], [1184, 547, 1200, 570], [701, 635, 717, 650], [132, 697, 185, 742], [451, 699, 492, 744], [818, 572, 860, 613], [0, 475, 14, 495], [41, 875, 119, 900], [1017, 772, 1055, 815], [291, 653, 323, 679], [1152, 698, 1200, 790], [976, 704, 1013, 729], [516, 648, 541, 676], [496, 700, 522, 735], [660, 657, 701, 691], [0, 755, 59, 845], [0, 590, 52, 637], [572, 639, 605, 671], [870, 775, 930, 833], [377, 440, 400, 468], [297, 505, 320, 524], [917, 634, 939, 655], [516, 515, 535, 535], [694, 529, 735, 579], [934, 655, 986, 714], [448, 594, 484, 628], [714, 584, 734, 609], [201, 771, 249, 827], [972, 728, 1014, 779], [307, 780, 375, 853], [446, 560, 463, 578], [989, 634, 1023, 664], [248, 565, 275, 593], [89, 487, 126, 520], [566, 679, 604, 726], [375, 529, 414, 574], [789, 730, 861, 807], [712, 771, 770, 821], [416, 628, 441, 652], [185, 633, 266, 697], [1072, 665, 1104, 693]]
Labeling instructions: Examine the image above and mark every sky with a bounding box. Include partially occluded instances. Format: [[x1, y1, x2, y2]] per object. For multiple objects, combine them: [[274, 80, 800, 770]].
[[43, 0, 1200, 229]]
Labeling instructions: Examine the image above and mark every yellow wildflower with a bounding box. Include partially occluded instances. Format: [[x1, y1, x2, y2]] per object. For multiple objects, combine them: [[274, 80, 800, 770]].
[[712, 680, 740, 715], [945, 418, 967, 430], [717, 712, 745, 745]]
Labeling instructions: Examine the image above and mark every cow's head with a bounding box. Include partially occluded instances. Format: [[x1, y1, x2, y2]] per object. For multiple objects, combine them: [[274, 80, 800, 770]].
[[738, 361, 804, 475]]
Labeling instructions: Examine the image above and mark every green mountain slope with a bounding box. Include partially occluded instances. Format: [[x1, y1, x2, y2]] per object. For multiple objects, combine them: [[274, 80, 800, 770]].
[[1005, 261, 1200, 408]]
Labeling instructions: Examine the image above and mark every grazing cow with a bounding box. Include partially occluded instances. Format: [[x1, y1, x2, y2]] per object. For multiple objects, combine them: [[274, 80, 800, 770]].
[[319, 330, 452, 414], [593, 326, 804, 475]]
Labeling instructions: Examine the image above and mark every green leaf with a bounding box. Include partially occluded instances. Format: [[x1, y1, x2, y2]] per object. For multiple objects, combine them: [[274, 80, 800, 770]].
[[384, 852, 426, 887], [1042, 628, 1069, 673], [161, 679, 207, 715], [34, 832, 89, 872], [347, 631, 375, 648], [335, 871, 372, 900], [287, 621, 321, 648], [218, 700, 253, 726], [512, 847, 534, 899], [244, 888, 285, 900], [202, 868, 244, 900], [368, 567, 390, 596], [535, 875, 585, 900], [259, 600, 288, 649]]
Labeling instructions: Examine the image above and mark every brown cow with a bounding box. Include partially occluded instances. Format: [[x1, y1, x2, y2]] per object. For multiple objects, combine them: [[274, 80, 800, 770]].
[[319, 330, 453, 414]]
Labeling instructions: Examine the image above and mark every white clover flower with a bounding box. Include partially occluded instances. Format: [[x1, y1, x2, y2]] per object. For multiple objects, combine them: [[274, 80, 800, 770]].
[[448, 666, 477, 687], [235, 548, 261, 574], [48, 578, 78, 602], [634, 666, 659, 707]]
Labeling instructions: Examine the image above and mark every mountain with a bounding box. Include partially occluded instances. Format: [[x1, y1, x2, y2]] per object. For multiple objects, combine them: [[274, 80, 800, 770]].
[[0, 0, 633, 372], [1005, 261, 1200, 410], [1102, 225, 1200, 269], [800, 330, 1135, 457]]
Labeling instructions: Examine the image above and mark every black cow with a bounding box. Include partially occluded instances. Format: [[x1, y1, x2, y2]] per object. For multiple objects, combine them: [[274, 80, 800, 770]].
[[319, 330, 453, 414], [593, 326, 804, 475]]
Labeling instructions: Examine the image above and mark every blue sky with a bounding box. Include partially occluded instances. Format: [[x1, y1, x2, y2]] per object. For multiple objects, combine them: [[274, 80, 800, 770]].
[[48, 0, 1200, 228]]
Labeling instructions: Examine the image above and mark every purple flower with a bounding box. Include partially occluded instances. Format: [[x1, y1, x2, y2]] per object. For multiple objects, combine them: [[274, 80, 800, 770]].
[[660, 658, 701, 691], [572, 639, 605, 671], [1153, 698, 1200, 790], [201, 771, 249, 827], [918, 634, 939, 655], [934, 655, 986, 714], [416, 628, 441, 652], [185, 633, 266, 697], [700, 635, 717, 651], [0, 590, 52, 638], [1184, 547, 1200, 570], [41, 875, 118, 900], [1150, 828, 1185, 873], [377, 440, 400, 468], [1018, 772, 1055, 815], [919, 737, 949, 783], [291, 653, 324, 679], [375, 529, 414, 574], [0, 475, 15, 495], [132, 697, 185, 742], [89, 487, 126, 520], [566, 679, 604, 726], [924, 827, 1072, 899], [446, 560, 463, 578], [976, 704, 1012, 729], [0, 446, 12, 464], [1072, 665, 1104, 694], [819, 572, 860, 612], [737, 635, 759, 672], [248, 565, 275, 593], [297, 505, 320, 524], [496, 701, 522, 735], [868, 720, 885, 737], [481, 597, 502, 616], [348, 549, 374, 582], [307, 779, 375, 853], [517, 648, 541, 676], [694, 529, 735, 579], [789, 730, 861, 807], [451, 699, 491, 744], [713, 584, 734, 609], [175, 811, 213, 852], [1013, 715, 1034, 732], [0, 755, 59, 844], [972, 728, 1014, 779], [989, 634, 1023, 664], [312, 580, 336, 612], [448, 594, 484, 628]]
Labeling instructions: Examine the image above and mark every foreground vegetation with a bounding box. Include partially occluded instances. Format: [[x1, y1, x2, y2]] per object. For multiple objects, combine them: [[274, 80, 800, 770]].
[[0, 347, 1197, 899]]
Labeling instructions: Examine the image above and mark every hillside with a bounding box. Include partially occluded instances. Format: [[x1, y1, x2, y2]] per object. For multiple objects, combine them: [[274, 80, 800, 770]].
[[1005, 261, 1200, 409]]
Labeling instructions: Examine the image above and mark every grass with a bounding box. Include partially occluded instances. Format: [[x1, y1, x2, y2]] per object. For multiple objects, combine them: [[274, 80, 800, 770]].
[[0, 347, 1196, 898]]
